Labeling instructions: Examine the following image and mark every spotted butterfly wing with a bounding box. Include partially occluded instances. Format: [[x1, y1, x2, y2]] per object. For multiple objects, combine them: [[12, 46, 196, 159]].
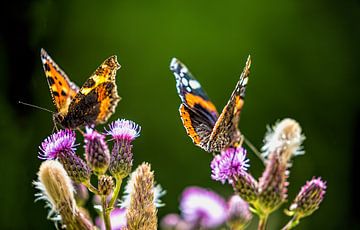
[[170, 58, 219, 150], [41, 49, 79, 116], [41, 49, 121, 129], [208, 56, 251, 151], [63, 56, 121, 128], [170, 56, 251, 152]]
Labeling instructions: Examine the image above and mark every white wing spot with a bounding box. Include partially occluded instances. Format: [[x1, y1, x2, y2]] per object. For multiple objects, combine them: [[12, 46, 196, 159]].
[[186, 86, 192, 92], [242, 77, 248, 86], [181, 78, 189, 86], [189, 80, 201, 89]]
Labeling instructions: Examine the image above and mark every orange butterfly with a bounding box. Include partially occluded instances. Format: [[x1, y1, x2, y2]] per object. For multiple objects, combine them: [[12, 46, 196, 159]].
[[40, 49, 121, 129]]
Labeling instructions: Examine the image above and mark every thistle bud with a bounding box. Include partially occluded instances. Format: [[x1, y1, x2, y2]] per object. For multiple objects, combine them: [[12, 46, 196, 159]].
[[98, 175, 114, 197], [232, 171, 258, 203], [34, 160, 94, 229], [257, 152, 288, 214], [288, 177, 326, 218], [84, 127, 110, 175], [58, 150, 91, 184], [106, 119, 141, 179], [125, 163, 158, 230]]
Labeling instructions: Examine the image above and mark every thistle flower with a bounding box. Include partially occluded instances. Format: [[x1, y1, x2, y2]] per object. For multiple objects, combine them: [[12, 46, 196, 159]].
[[125, 162, 158, 230], [84, 127, 110, 175], [257, 152, 288, 214], [107, 119, 141, 179], [96, 208, 127, 230], [38, 129, 76, 160], [98, 175, 115, 197], [39, 129, 91, 183], [226, 195, 252, 230], [107, 119, 141, 143], [288, 177, 326, 218], [232, 171, 258, 203], [211, 147, 250, 184], [34, 160, 94, 229], [262, 118, 305, 165], [180, 186, 228, 229]]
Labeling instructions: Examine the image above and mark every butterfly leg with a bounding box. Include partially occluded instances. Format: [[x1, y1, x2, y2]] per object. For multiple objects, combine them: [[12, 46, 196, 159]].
[[52, 116, 59, 132], [77, 127, 85, 136]]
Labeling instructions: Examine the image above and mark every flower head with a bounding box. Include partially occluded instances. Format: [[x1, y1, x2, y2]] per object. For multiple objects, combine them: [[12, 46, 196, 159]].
[[180, 187, 228, 229], [262, 118, 305, 164], [108, 119, 141, 179], [34, 160, 94, 229], [84, 127, 110, 175], [106, 119, 141, 142], [288, 177, 326, 218], [39, 129, 76, 160], [96, 208, 127, 230], [120, 166, 166, 209], [211, 147, 250, 184], [257, 152, 288, 214], [125, 162, 159, 230], [226, 195, 252, 229]]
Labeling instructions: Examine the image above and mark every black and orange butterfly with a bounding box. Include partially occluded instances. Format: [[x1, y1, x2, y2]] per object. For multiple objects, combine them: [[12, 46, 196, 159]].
[[170, 56, 251, 152], [40, 49, 120, 129]]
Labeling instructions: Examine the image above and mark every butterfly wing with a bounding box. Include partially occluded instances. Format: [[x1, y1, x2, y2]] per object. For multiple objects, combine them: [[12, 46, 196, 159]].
[[41, 49, 79, 116], [170, 58, 219, 150], [61, 55, 121, 129], [207, 56, 251, 152]]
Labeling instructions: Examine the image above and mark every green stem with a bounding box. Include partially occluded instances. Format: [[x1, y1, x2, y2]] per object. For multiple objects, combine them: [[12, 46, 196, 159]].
[[102, 195, 111, 230], [84, 181, 99, 195], [258, 214, 269, 230], [281, 215, 300, 230], [108, 177, 122, 210]]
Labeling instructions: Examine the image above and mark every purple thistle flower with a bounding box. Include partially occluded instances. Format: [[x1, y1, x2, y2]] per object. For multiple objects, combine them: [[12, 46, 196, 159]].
[[211, 147, 250, 184], [107, 119, 141, 179], [96, 208, 127, 230], [39, 129, 76, 160], [106, 119, 141, 143], [180, 187, 228, 229], [289, 177, 327, 218], [84, 127, 110, 175]]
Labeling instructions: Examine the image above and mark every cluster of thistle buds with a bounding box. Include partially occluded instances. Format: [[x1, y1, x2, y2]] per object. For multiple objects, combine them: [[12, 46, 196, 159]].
[[162, 118, 327, 230], [34, 119, 165, 230]]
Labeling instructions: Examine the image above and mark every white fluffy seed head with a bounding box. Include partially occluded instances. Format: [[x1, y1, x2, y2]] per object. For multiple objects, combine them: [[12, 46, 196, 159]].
[[34, 160, 76, 217], [262, 118, 305, 164]]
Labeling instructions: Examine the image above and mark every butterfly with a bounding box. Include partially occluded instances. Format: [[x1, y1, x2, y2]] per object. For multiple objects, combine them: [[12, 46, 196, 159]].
[[170, 56, 251, 152], [40, 49, 121, 129]]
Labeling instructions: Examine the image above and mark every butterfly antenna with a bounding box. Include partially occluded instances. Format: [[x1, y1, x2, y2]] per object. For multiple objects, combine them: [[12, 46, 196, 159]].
[[18, 101, 54, 114], [243, 136, 266, 165]]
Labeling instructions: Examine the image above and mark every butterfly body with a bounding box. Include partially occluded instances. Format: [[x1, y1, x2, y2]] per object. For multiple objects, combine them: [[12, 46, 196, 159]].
[[170, 56, 251, 152], [41, 49, 120, 129]]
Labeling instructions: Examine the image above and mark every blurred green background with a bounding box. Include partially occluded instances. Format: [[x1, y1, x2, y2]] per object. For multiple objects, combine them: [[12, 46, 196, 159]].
[[1, 0, 359, 229]]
